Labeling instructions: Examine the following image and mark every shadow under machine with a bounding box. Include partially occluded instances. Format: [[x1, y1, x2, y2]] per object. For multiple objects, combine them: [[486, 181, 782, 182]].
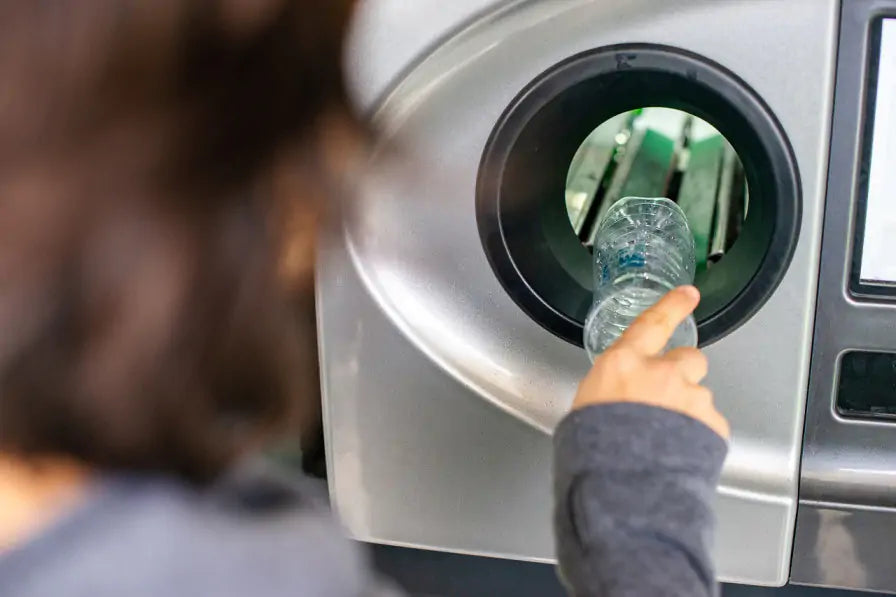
[[320, 0, 896, 591]]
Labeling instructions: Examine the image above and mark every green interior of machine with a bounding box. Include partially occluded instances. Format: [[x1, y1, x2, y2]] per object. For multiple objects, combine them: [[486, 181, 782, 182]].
[[565, 108, 749, 276]]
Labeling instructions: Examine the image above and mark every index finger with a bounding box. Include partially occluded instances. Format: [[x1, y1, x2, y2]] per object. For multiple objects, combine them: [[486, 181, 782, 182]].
[[615, 286, 700, 355]]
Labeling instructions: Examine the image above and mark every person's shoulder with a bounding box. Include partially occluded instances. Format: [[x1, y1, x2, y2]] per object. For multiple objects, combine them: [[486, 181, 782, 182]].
[[122, 461, 373, 596], [7, 460, 378, 597]]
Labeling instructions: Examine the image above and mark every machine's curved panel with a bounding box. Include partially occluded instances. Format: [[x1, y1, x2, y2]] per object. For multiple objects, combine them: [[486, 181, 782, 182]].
[[345, 0, 515, 112], [324, 0, 838, 586]]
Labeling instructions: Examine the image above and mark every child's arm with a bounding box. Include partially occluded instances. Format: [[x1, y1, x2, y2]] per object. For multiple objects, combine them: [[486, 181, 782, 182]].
[[553, 403, 727, 597], [554, 287, 728, 596]]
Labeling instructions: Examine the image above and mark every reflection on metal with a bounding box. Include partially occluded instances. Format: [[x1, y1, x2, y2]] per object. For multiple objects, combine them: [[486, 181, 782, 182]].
[[565, 113, 629, 235], [586, 121, 648, 243], [565, 108, 748, 272], [709, 143, 743, 262]]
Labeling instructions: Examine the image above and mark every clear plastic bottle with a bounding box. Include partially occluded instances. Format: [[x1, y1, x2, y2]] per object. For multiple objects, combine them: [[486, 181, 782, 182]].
[[584, 196, 697, 361]]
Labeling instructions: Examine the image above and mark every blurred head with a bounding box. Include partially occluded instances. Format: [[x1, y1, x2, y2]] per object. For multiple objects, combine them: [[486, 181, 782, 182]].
[[0, 0, 362, 482]]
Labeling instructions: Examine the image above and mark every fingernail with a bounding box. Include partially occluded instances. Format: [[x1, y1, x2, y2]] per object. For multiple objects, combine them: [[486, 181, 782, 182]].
[[681, 285, 700, 300]]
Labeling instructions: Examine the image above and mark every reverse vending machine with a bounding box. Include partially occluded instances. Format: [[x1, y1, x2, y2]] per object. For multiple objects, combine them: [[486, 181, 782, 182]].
[[321, 0, 896, 591]]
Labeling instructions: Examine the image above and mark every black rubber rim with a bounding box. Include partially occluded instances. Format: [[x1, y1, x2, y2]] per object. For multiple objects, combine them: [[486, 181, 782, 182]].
[[476, 44, 802, 347]]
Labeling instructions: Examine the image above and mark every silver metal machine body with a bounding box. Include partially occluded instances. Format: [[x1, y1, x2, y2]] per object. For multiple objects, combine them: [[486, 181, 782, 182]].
[[321, 0, 895, 590], [791, 3, 896, 593]]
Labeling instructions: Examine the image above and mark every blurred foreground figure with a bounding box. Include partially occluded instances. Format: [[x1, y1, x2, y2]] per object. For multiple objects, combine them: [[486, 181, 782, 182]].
[[0, 2, 400, 595]]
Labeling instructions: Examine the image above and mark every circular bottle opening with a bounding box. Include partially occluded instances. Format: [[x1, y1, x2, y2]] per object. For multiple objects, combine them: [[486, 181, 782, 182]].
[[477, 45, 801, 347], [566, 108, 749, 277]]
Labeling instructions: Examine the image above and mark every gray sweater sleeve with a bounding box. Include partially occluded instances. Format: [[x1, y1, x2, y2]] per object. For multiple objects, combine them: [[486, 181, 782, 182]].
[[553, 403, 728, 597]]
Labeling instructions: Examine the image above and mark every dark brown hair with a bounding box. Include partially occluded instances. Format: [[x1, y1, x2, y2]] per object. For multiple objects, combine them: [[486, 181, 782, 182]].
[[0, 0, 360, 482]]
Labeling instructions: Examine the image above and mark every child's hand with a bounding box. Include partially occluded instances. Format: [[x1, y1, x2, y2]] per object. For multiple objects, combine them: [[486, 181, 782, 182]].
[[573, 286, 729, 439]]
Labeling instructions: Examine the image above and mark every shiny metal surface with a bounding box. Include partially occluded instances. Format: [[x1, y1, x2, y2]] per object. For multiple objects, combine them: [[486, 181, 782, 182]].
[[319, 235, 555, 561], [346, 0, 512, 112], [323, 0, 839, 587], [792, 502, 896, 593], [565, 113, 627, 235], [794, 2, 896, 593]]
